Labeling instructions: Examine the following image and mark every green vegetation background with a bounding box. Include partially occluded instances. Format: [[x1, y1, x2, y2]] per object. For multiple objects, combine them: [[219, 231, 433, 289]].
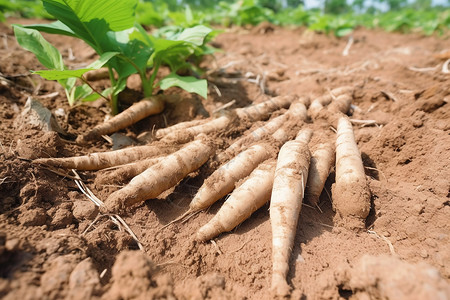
[[1, 0, 449, 36]]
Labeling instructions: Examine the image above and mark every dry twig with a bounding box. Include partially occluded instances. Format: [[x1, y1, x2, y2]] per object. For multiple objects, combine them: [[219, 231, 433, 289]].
[[72, 170, 144, 251]]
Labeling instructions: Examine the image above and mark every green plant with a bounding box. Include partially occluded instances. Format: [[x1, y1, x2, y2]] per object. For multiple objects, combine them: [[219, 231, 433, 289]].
[[216, 0, 274, 26], [308, 14, 355, 37], [0, 0, 52, 20], [13, 0, 211, 115]]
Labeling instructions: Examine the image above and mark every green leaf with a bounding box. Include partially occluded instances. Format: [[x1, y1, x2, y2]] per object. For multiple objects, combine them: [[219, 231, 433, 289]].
[[34, 69, 91, 80], [73, 84, 94, 101], [174, 25, 212, 46], [13, 25, 64, 70], [24, 21, 76, 37], [87, 52, 120, 69], [32, 52, 119, 80], [108, 29, 152, 76], [41, 0, 138, 52], [335, 27, 353, 37], [59, 77, 77, 91], [159, 74, 207, 99]]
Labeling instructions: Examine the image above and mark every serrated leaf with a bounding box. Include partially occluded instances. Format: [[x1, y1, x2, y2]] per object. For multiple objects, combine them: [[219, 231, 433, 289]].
[[159, 74, 207, 99], [13, 25, 64, 70]]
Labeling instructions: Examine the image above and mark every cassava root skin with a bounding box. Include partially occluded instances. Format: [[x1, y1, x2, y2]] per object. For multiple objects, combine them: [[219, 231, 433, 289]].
[[315, 86, 354, 106], [77, 96, 165, 143], [308, 86, 353, 117], [155, 119, 207, 139], [309, 94, 352, 121], [196, 159, 276, 242], [33, 142, 172, 171], [235, 95, 296, 121], [189, 143, 275, 214], [217, 100, 308, 162], [270, 128, 312, 297], [332, 116, 371, 229], [161, 95, 298, 144], [305, 142, 335, 206], [95, 156, 163, 185], [102, 136, 215, 213], [170, 119, 303, 226], [162, 114, 233, 144]]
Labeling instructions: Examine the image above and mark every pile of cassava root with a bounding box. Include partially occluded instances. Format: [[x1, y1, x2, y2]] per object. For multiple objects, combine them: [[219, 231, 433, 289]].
[[33, 86, 371, 297]]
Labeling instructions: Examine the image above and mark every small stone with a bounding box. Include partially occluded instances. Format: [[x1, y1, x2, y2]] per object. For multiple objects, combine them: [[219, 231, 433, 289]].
[[110, 133, 136, 150], [14, 97, 67, 135], [420, 249, 429, 258], [136, 131, 154, 143]]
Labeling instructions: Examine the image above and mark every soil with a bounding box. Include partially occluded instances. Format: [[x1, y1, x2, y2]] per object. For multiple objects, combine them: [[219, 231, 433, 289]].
[[1, 18, 449, 299]]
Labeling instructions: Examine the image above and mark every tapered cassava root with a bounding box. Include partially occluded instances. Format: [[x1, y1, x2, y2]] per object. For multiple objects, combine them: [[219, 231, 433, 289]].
[[162, 114, 233, 144], [155, 119, 207, 139], [332, 116, 371, 229], [305, 142, 335, 206], [159, 95, 297, 145], [196, 159, 277, 242], [77, 96, 165, 143], [168, 116, 304, 226], [33, 142, 172, 171], [180, 143, 274, 222], [270, 128, 312, 297], [96, 156, 164, 185], [309, 94, 352, 120], [217, 99, 308, 162], [235, 95, 297, 121], [101, 136, 215, 213]]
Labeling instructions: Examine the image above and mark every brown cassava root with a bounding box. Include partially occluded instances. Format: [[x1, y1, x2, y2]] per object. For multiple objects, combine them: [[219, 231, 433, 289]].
[[159, 95, 298, 144], [270, 128, 312, 297], [155, 119, 207, 139], [217, 99, 308, 162], [305, 142, 335, 206], [162, 114, 233, 143], [33, 142, 172, 171], [102, 135, 215, 213], [332, 116, 370, 229], [170, 118, 304, 226], [96, 156, 164, 185], [77, 96, 165, 143], [196, 159, 277, 242]]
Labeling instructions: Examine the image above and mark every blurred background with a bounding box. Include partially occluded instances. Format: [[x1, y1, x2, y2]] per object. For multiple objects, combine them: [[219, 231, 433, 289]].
[[1, 0, 449, 36]]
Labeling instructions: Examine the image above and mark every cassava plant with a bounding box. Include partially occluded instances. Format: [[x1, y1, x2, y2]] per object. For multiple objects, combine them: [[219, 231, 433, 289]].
[[13, 0, 212, 141]]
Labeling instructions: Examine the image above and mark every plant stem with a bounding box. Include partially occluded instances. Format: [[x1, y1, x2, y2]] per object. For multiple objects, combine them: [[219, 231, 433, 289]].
[[107, 67, 118, 115], [147, 61, 161, 95], [80, 76, 110, 103], [140, 70, 153, 97]]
